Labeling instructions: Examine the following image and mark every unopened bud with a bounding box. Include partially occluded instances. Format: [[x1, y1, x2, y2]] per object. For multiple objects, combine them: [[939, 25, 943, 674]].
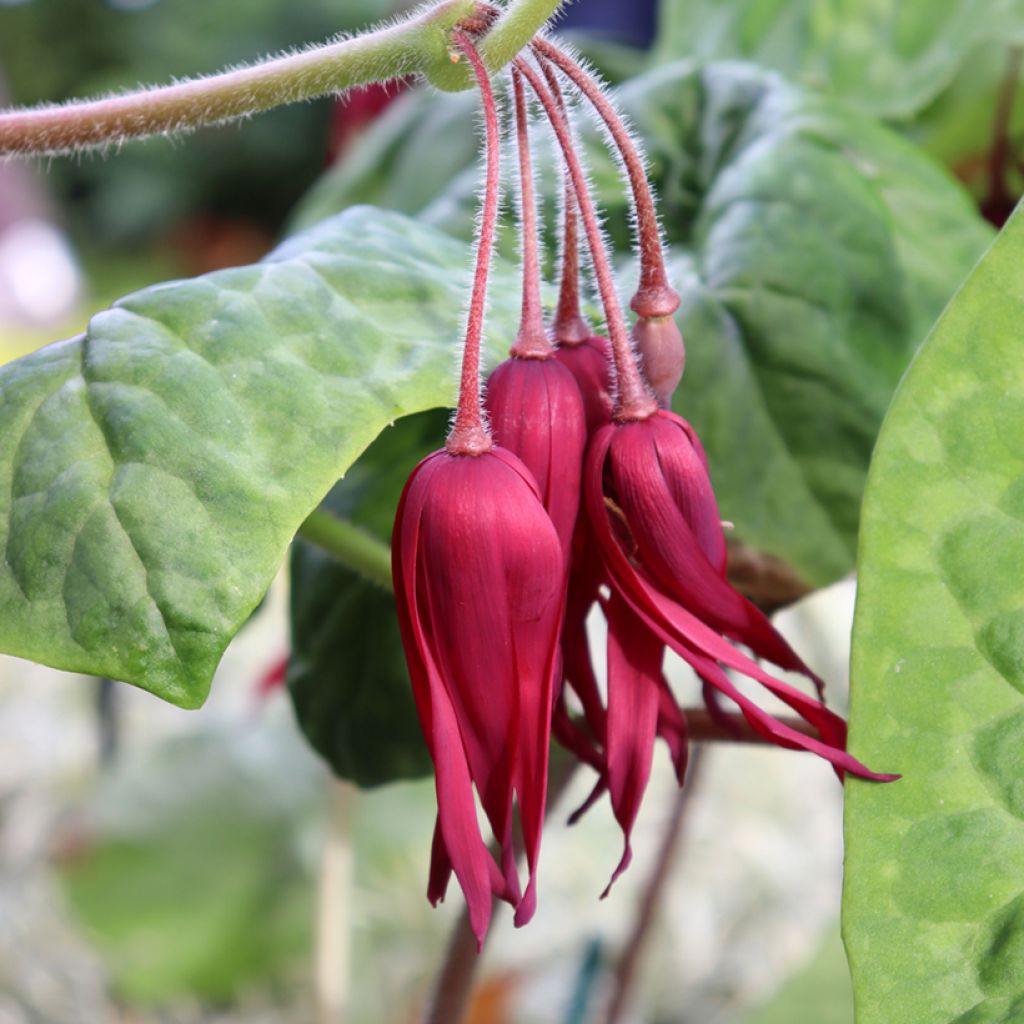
[[632, 315, 685, 409]]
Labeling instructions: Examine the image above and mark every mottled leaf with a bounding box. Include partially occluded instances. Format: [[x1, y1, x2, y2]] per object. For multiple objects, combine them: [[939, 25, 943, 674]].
[[844, 205, 1024, 1022], [0, 207, 519, 706]]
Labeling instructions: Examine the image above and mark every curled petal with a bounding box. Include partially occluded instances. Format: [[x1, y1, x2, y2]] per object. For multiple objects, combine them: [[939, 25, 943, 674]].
[[585, 431, 897, 782]]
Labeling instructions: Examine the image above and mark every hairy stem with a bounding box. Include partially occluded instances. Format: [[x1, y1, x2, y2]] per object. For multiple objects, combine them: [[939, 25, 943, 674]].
[[534, 39, 677, 318], [297, 510, 392, 590], [0, 0, 566, 158], [447, 30, 500, 455], [542, 62, 590, 346], [510, 67, 553, 358], [515, 57, 656, 422]]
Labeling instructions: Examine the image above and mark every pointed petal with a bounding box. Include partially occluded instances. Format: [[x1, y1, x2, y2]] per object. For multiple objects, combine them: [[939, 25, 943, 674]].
[[602, 591, 663, 895]]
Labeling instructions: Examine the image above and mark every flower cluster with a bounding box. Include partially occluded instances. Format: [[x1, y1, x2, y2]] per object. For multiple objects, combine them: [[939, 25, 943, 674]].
[[392, 28, 896, 947]]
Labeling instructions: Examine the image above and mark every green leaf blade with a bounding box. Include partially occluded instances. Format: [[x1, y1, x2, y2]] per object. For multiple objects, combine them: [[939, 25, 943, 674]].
[[0, 207, 518, 706], [845, 205, 1024, 1023]]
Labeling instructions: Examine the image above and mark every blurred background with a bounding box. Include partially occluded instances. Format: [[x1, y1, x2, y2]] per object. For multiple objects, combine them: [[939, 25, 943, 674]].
[[0, 0, 1020, 1021]]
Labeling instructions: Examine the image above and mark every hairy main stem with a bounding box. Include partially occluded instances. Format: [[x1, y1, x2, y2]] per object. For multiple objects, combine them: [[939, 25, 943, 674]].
[[514, 57, 655, 421], [533, 39, 677, 318], [510, 68, 552, 358], [0, 0, 569, 158], [446, 30, 501, 455]]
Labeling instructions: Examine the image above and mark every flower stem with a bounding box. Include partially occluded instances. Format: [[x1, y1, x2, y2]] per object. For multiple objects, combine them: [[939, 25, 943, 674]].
[[297, 510, 393, 590], [510, 67, 553, 359], [533, 39, 678, 319], [515, 57, 656, 422], [446, 30, 500, 456], [542, 62, 591, 347]]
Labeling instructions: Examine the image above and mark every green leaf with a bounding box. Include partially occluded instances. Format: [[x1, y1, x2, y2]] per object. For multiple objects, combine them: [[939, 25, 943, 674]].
[[288, 409, 446, 787], [299, 65, 989, 586], [843, 205, 1024, 1022], [0, 207, 519, 707], [653, 0, 1024, 119]]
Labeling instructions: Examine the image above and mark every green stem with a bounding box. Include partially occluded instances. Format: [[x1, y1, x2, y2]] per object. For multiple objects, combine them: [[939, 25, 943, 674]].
[[0, 0, 481, 157], [298, 510, 392, 592], [427, 0, 566, 90]]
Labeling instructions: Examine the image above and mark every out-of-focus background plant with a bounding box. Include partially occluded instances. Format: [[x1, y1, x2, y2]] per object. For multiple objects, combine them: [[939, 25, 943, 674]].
[[0, 0, 1018, 1021]]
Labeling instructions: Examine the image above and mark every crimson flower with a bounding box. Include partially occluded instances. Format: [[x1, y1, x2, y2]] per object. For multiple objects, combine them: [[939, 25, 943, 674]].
[[392, 447, 565, 945], [583, 409, 899, 881]]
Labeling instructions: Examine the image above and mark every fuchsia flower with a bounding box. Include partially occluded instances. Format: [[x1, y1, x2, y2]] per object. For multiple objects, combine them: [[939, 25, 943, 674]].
[[584, 409, 899, 879], [392, 36, 897, 944], [392, 448, 565, 944]]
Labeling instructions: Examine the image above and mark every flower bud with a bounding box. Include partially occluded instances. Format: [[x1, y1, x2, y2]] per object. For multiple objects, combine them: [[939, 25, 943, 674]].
[[392, 448, 566, 944], [632, 315, 685, 409]]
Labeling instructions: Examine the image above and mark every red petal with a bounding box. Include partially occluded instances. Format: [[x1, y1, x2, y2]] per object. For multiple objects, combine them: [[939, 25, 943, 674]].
[[485, 357, 587, 559], [602, 591, 663, 896]]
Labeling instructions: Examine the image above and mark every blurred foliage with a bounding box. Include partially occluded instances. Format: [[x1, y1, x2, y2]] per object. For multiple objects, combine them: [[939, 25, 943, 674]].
[[653, 0, 1024, 120], [59, 713, 323, 1004], [740, 925, 853, 1024], [0, 0, 394, 244]]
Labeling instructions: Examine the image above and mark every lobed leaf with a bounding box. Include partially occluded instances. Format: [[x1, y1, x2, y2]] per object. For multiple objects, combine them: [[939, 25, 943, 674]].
[[844, 204, 1024, 1022]]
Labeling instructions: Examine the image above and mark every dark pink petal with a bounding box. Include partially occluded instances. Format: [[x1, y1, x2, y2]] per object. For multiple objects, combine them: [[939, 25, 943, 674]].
[[602, 591, 663, 896], [553, 334, 614, 435], [584, 434, 896, 782], [605, 414, 818, 683], [485, 357, 587, 558]]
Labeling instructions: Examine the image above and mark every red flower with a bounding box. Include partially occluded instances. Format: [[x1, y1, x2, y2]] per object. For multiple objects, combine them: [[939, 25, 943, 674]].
[[392, 447, 566, 945], [583, 410, 898, 881]]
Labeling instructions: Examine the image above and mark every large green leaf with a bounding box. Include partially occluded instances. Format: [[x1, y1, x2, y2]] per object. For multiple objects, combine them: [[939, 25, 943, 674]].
[[843, 205, 1024, 1021], [0, 207, 519, 707], [288, 409, 445, 787], [653, 0, 1024, 120], [296, 64, 989, 586]]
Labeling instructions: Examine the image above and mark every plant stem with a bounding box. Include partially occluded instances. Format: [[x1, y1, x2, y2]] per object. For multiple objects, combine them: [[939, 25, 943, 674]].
[[515, 57, 656, 422], [511, 67, 554, 358], [533, 39, 677, 319], [0, 0, 566, 158], [298, 510, 392, 590], [447, 30, 500, 456], [542, 62, 590, 346], [605, 751, 703, 1024], [0, 0, 474, 157]]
